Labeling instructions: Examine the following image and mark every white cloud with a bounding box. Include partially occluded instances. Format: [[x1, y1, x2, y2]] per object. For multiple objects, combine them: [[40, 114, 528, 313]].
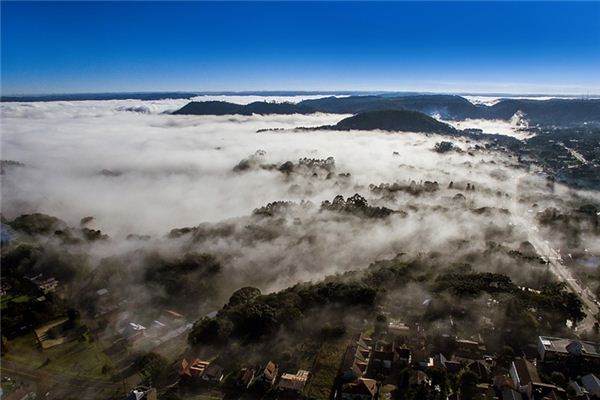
[[2, 97, 598, 295]]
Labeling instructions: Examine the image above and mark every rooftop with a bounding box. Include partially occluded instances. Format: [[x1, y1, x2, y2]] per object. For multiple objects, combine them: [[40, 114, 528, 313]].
[[581, 374, 600, 392], [342, 378, 377, 397], [511, 358, 541, 385], [180, 358, 211, 378], [262, 361, 278, 381], [539, 336, 600, 358], [279, 370, 310, 391]]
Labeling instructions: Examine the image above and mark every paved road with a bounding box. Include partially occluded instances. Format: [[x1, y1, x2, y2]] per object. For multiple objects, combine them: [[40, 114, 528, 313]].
[[561, 144, 588, 165], [521, 220, 599, 333]]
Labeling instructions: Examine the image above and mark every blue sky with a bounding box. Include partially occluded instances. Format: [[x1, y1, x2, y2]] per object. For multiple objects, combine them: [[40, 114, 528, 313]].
[[2, 1, 600, 95]]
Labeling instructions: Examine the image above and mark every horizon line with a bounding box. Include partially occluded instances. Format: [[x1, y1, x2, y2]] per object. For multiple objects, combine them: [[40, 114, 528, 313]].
[[2, 89, 600, 99]]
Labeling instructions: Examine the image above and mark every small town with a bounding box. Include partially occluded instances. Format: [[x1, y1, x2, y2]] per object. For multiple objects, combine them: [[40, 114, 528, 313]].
[[2, 237, 599, 400], [2, 2, 600, 399]]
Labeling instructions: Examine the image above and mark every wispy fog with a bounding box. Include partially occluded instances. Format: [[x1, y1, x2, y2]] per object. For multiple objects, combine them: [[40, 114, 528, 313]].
[[189, 94, 348, 105], [1, 97, 598, 299], [440, 117, 534, 140], [462, 95, 595, 106]]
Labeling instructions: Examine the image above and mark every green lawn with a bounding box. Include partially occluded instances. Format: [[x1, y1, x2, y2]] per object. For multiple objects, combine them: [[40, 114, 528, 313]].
[[289, 338, 322, 370], [1, 294, 30, 310], [152, 332, 189, 363], [3, 333, 115, 380]]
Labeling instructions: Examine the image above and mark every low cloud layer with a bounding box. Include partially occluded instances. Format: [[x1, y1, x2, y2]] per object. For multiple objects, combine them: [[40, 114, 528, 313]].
[[2, 97, 598, 305], [440, 117, 533, 140]]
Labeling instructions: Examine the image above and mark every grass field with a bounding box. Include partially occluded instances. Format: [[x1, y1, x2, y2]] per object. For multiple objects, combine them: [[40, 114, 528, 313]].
[[1, 294, 30, 310], [3, 333, 115, 380], [305, 338, 348, 400]]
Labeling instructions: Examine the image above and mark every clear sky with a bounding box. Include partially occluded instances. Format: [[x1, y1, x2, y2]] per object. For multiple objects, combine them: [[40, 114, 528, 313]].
[[2, 1, 600, 95]]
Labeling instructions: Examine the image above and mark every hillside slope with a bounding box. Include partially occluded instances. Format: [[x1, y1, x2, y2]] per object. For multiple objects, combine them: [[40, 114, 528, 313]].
[[327, 110, 458, 134]]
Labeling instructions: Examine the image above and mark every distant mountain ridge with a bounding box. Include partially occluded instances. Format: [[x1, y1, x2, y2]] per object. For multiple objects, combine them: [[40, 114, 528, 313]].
[[298, 94, 480, 120], [173, 95, 600, 126], [0, 92, 198, 102], [172, 101, 315, 115]]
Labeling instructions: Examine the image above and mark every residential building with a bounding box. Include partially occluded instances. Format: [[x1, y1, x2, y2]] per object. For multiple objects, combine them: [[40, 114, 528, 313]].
[[255, 361, 278, 387], [509, 358, 541, 399], [340, 333, 372, 380], [581, 374, 600, 397], [237, 367, 256, 389], [455, 338, 487, 359], [537, 336, 600, 364], [279, 370, 310, 392], [180, 358, 210, 380], [202, 363, 224, 383], [367, 340, 396, 377], [26, 274, 59, 294], [388, 321, 410, 337], [339, 377, 378, 400]]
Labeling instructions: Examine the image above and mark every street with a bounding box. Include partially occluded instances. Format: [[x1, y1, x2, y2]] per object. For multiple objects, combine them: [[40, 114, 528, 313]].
[[523, 220, 599, 333]]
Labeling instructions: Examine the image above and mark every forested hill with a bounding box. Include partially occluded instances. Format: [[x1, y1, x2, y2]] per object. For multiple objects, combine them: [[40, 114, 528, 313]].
[[299, 94, 480, 120], [318, 110, 459, 135], [172, 100, 315, 115], [173, 95, 600, 126]]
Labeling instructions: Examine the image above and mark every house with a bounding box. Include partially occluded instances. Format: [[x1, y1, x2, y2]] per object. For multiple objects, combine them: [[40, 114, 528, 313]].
[[537, 336, 600, 364], [180, 358, 210, 380], [26, 274, 59, 294], [202, 363, 224, 383], [367, 340, 396, 377], [340, 334, 372, 380], [237, 367, 256, 389], [509, 358, 541, 399], [255, 361, 278, 387], [34, 318, 71, 349], [455, 338, 487, 359], [279, 370, 310, 392], [581, 374, 600, 397], [388, 321, 410, 337], [339, 378, 378, 400]]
